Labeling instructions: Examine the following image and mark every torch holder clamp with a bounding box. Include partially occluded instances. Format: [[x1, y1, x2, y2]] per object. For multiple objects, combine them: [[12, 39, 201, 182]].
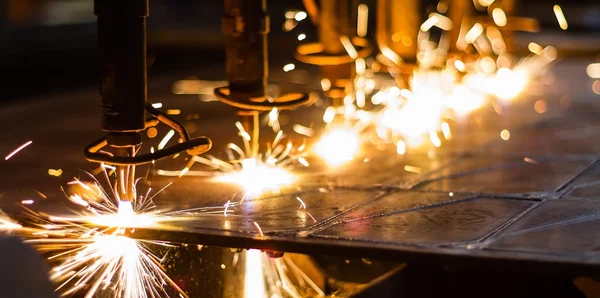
[[84, 104, 211, 166]]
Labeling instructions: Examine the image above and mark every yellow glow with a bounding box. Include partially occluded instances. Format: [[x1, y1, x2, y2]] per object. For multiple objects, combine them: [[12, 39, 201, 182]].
[[465, 23, 483, 44], [501, 129, 511, 140], [294, 11, 307, 22], [314, 128, 360, 167], [244, 250, 266, 298], [357, 4, 368, 37], [441, 122, 452, 140], [321, 78, 332, 92], [429, 130, 442, 148], [283, 63, 296, 72], [158, 129, 175, 150], [323, 106, 336, 123], [454, 60, 466, 72], [492, 8, 507, 27], [478, 0, 495, 7], [528, 42, 543, 55], [420, 15, 439, 32], [553, 5, 568, 30], [447, 85, 486, 115], [493, 68, 528, 101], [534, 100, 548, 114], [404, 165, 422, 174], [380, 47, 402, 66], [586, 63, 600, 79], [378, 74, 445, 140], [215, 158, 295, 198], [340, 36, 358, 59], [0, 214, 22, 230], [396, 140, 406, 155], [48, 168, 63, 177]]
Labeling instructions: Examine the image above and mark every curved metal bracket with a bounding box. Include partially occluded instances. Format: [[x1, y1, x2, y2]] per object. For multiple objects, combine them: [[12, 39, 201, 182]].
[[214, 87, 314, 112], [84, 104, 211, 166], [295, 37, 372, 66]]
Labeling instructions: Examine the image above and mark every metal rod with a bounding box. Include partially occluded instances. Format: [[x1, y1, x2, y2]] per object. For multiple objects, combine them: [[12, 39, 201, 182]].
[[95, 0, 149, 136], [223, 0, 269, 102]]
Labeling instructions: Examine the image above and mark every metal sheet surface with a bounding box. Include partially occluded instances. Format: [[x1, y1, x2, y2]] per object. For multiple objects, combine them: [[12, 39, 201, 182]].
[[1, 59, 600, 274]]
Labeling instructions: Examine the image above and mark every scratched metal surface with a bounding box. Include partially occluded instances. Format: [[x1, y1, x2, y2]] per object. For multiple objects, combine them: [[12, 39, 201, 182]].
[[1, 58, 600, 273]]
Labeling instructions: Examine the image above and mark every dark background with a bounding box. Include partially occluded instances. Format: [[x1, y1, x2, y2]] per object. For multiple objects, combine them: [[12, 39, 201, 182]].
[[0, 0, 598, 100]]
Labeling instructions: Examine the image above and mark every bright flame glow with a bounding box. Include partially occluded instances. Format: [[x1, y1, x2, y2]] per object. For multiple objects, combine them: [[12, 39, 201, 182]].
[[553, 5, 568, 30], [244, 250, 266, 298], [493, 68, 528, 101], [21, 170, 202, 298], [314, 128, 360, 167], [216, 158, 295, 198]]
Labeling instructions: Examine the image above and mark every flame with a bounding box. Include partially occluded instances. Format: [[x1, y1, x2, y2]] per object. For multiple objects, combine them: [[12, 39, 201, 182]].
[[215, 158, 296, 198], [313, 128, 360, 167]]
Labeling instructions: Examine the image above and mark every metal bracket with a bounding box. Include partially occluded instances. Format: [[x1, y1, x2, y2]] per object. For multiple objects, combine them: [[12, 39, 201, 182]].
[[84, 104, 211, 166]]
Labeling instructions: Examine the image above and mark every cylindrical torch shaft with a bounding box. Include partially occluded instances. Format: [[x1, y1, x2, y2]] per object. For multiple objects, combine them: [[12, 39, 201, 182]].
[[95, 0, 148, 134], [223, 0, 269, 102], [116, 147, 137, 202]]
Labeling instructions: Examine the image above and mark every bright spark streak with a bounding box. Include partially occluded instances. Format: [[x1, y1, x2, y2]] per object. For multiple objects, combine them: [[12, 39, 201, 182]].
[[244, 249, 267, 298], [340, 36, 358, 59], [553, 5, 568, 30], [441, 122, 452, 140], [420, 15, 439, 32], [404, 165, 422, 174], [24, 176, 194, 298], [158, 129, 175, 150], [464, 23, 483, 44], [524, 157, 539, 165], [396, 140, 406, 155], [48, 168, 63, 177], [179, 167, 190, 177], [151, 102, 163, 108], [528, 42, 543, 55], [296, 197, 307, 210], [297, 33, 306, 41], [5, 140, 32, 160], [492, 8, 507, 27], [586, 63, 600, 79], [21, 199, 34, 205], [357, 4, 368, 37], [294, 11, 307, 22], [224, 200, 231, 217], [178, 122, 304, 199], [253, 222, 264, 237], [429, 130, 442, 148], [283, 63, 296, 72], [0, 211, 23, 231], [293, 124, 314, 137]]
